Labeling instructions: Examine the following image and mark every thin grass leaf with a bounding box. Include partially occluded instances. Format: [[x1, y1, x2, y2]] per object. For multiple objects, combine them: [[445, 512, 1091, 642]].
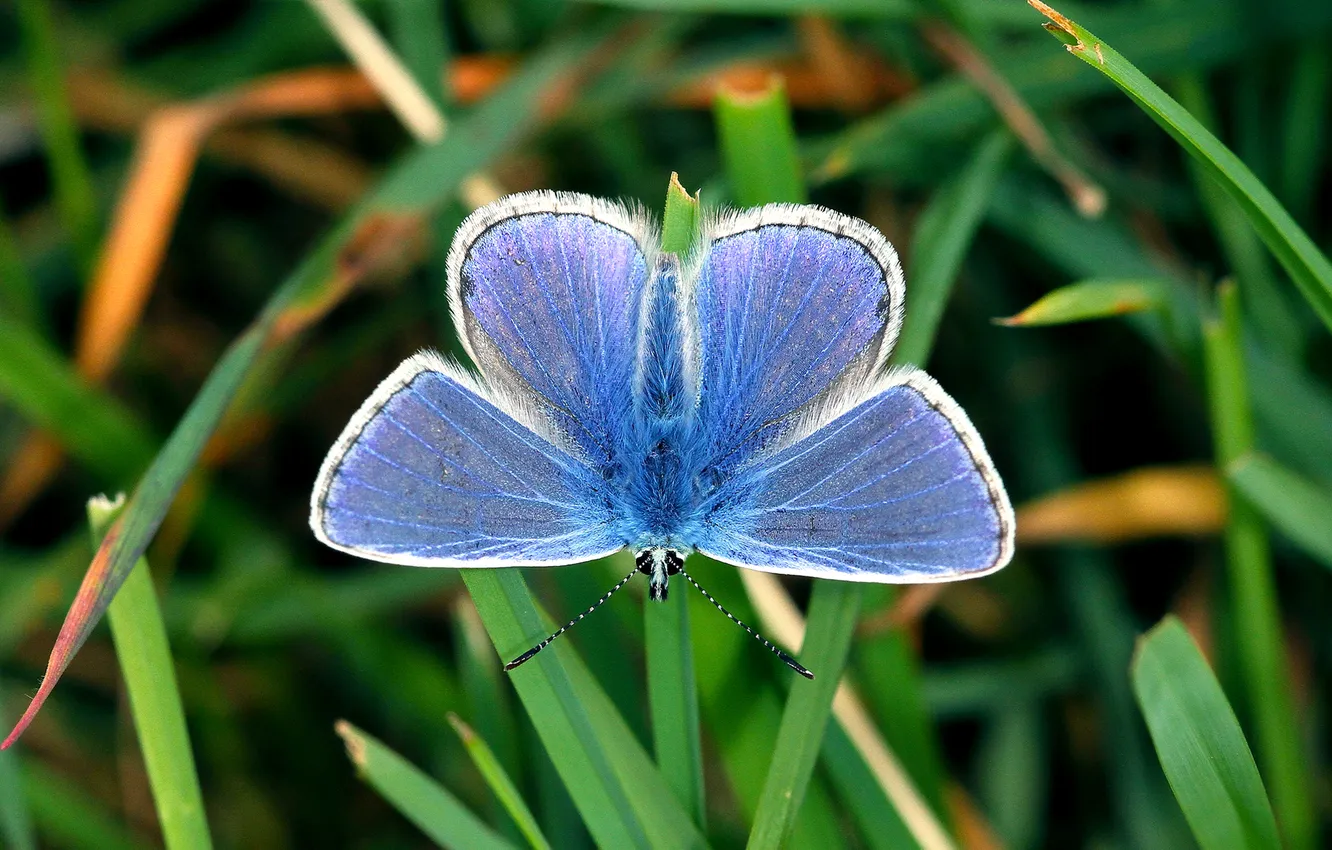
[[748, 582, 861, 849], [687, 558, 850, 848], [20, 760, 148, 850], [996, 279, 1165, 328], [1278, 42, 1331, 226], [449, 714, 552, 850], [1228, 453, 1332, 570], [16, 0, 100, 274], [1029, 0, 1332, 336], [815, 2, 1332, 184], [714, 68, 862, 850], [88, 495, 211, 850], [894, 130, 1013, 365], [1170, 74, 1303, 361], [0, 313, 155, 482], [463, 569, 707, 850], [335, 720, 517, 850], [1, 31, 614, 750], [819, 719, 918, 850], [1203, 282, 1315, 850], [1131, 617, 1281, 850], [0, 200, 39, 330], [0, 689, 36, 850], [645, 173, 706, 828]]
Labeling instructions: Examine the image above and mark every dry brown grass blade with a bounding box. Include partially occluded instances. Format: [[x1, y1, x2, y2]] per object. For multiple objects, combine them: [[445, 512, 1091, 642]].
[[921, 20, 1105, 218], [1016, 464, 1226, 544]]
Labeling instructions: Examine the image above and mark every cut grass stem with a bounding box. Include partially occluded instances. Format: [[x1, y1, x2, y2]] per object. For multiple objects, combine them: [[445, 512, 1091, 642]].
[[1202, 282, 1315, 850]]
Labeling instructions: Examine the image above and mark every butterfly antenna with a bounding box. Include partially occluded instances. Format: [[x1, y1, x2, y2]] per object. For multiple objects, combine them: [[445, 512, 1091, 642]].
[[678, 568, 815, 680], [504, 567, 639, 671]]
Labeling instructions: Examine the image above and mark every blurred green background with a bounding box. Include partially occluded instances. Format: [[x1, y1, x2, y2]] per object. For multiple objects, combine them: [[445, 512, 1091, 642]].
[[1, 0, 1330, 848]]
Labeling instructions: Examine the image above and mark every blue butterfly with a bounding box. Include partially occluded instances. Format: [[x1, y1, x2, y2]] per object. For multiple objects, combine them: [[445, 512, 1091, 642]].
[[310, 191, 1014, 676]]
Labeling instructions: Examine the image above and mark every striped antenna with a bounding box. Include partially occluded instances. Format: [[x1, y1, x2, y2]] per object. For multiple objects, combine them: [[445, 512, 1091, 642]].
[[679, 568, 815, 679], [504, 567, 638, 671]]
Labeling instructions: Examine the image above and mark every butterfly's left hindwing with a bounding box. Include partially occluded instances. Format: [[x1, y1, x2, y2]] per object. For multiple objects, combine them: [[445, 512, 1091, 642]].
[[310, 353, 621, 568]]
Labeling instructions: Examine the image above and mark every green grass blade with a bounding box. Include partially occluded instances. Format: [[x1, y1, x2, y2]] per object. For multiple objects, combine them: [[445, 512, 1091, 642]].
[[448, 714, 552, 850], [647, 173, 706, 828], [819, 720, 918, 850], [1228, 453, 1332, 570], [1278, 42, 1331, 226], [1170, 74, 1303, 361], [0, 31, 612, 750], [386, 0, 450, 111], [996, 279, 1165, 327], [21, 760, 149, 850], [1131, 617, 1281, 850], [714, 78, 806, 207], [661, 172, 701, 256], [1030, 1, 1332, 336], [89, 496, 212, 850], [747, 582, 861, 849], [714, 69, 862, 850], [0, 688, 36, 850], [0, 199, 40, 329], [16, 0, 100, 275], [893, 130, 1013, 366], [335, 720, 518, 850], [687, 558, 850, 848], [463, 569, 707, 850], [0, 312, 155, 481], [1203, 282, 1316, 850]]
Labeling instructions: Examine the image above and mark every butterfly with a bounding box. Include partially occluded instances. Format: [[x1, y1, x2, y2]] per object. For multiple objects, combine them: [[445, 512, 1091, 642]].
[[310, 191, 1014, 676]]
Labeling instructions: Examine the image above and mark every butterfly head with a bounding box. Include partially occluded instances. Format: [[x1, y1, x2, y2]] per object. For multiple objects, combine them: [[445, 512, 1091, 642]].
[[635, 547, 684, 602]]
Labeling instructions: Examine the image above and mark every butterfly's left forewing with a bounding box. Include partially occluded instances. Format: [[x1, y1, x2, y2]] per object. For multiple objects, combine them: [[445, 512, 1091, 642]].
[[696, 369, 1014, 581], [310, 353, 621, 568]]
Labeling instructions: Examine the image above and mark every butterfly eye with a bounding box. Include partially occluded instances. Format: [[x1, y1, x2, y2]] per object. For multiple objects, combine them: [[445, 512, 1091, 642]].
[[599, 461, 623, 481]]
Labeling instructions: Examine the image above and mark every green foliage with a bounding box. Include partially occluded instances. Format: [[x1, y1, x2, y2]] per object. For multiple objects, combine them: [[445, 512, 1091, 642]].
[[336, 720, 518, 849], [2, 0, 1330, 846], [91, 497, 212, 850], [1132, 617, 1281, 850]]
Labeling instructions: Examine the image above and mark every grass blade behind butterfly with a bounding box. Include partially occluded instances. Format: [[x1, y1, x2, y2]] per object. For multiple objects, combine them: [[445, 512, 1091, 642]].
[[463, 569, 707, 850], [645, 173, 706, 828], [715, 75, 864, 850]]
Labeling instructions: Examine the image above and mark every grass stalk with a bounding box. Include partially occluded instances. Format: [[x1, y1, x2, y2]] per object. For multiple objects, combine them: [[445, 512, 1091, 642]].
[[1202, 282, 1315, 850], [648, 173, 706, 827], [15, 0, 100, 276], [89, 496, 212, 850]]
